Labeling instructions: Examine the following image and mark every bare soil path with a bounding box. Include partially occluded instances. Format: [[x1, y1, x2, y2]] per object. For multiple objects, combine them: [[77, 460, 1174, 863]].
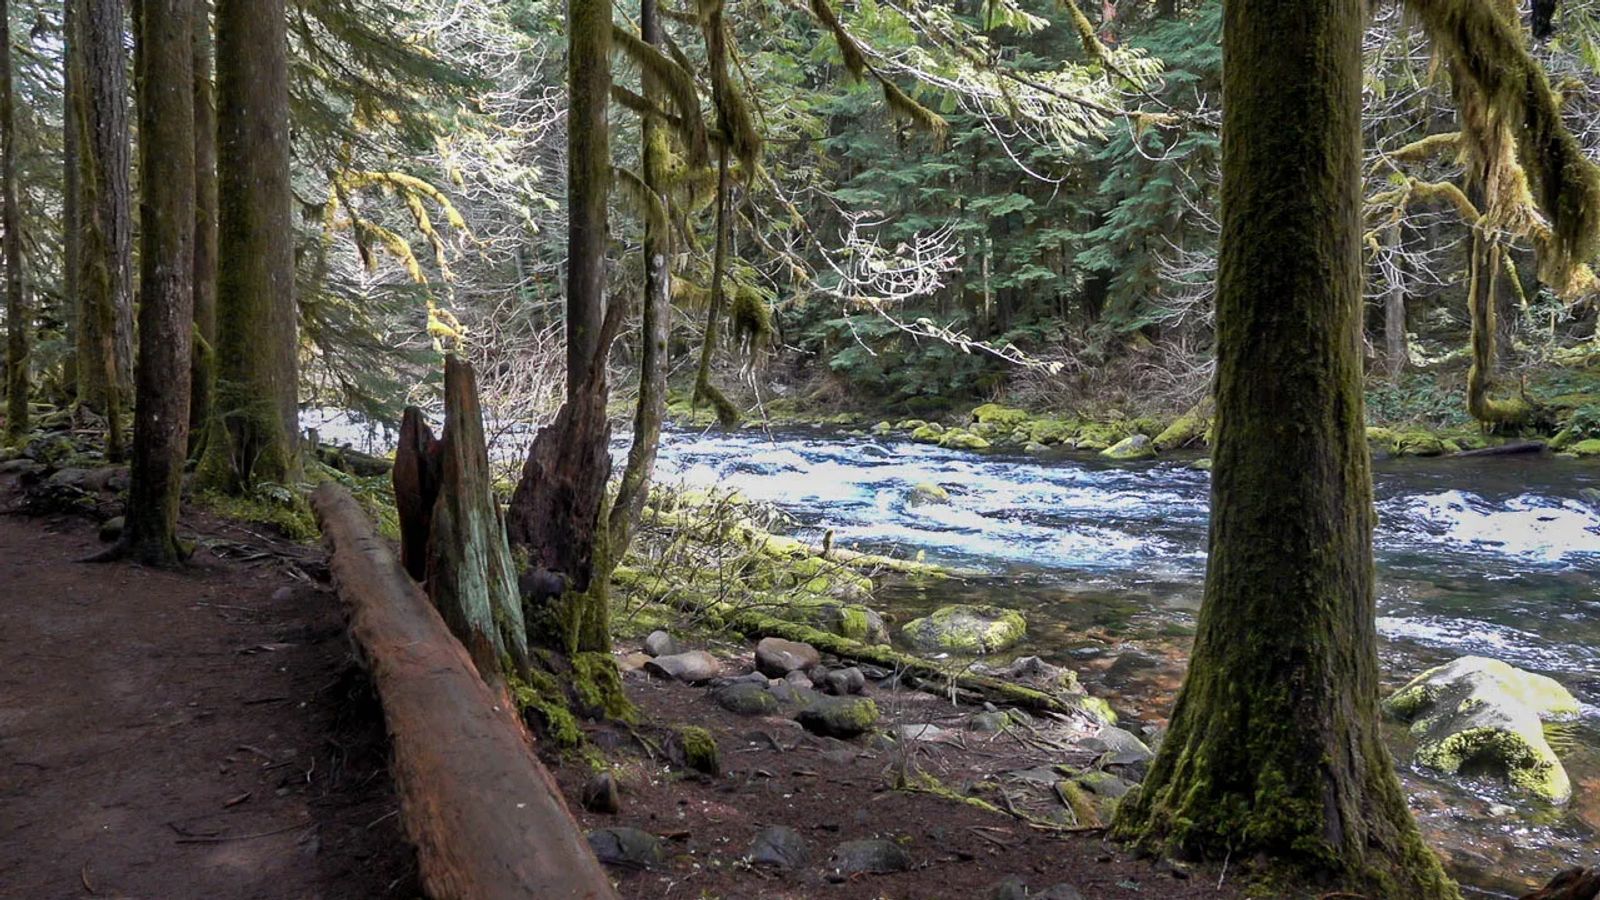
[[0, 483, 415, 900]]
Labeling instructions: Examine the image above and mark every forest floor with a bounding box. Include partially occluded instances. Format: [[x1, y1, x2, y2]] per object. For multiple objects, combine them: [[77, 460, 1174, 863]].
[[550, 643, 1238, 900], [0, 475, 417, 900]]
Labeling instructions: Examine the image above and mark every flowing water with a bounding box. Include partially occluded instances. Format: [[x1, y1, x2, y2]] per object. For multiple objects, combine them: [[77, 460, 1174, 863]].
[[311, 410, 1599, 894], [647, 426, 1600, 896]]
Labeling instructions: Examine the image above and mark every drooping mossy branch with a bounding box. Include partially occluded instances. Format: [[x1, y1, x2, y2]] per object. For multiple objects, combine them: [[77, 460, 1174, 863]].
[[804, 0, 949, 141], [1405, 0, 1600, 288], [610, 23, 710, 167]]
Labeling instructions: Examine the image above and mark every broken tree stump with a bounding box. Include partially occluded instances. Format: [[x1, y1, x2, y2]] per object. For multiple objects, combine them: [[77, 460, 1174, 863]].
[[424, 355, 531, 682], [394, 405, 443, 582], [311, 481, 617, 900], [1522, 869, 1600, 900]]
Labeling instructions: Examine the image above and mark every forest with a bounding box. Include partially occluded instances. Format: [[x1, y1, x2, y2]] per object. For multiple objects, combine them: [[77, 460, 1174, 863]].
[[1, 0, 1599, 897]]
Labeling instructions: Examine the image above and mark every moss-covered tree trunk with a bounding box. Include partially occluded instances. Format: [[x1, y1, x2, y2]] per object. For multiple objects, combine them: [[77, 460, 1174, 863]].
[[1383, 225, 1408, 380], [505, 0, 616, 655], [75, 0, 134, 458], [116, 0, 195, 566], [188, 0, 218, 451], [1109, 0, 1456, 894], [1465, 231, 1532, 428], [61, 0, 80, 397], [198, 0, 299, 492], [606, 0, 672, 562], [1, 0, 28, 440]]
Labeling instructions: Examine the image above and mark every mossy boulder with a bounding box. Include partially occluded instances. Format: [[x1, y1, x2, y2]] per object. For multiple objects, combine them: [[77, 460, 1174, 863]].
[[1028, 418, 1076, 445], [670, 725, 721, 775], [902, 604, 1027, 655], [1570, 438, 1600, 457], [906, 482, 951, 506], [910, 423, 945, 444], [1383, 656, 1578, 803], [938, 430, 991, 451], [1393, 431, 1448, 457], [971, 403, 1032, 429], [713, 682, 781, 716], [1101, 434, 1155, 461], [871, 421, 893, 435], [1153, 407, 1209, 451], [814, 603, 890, 644], [796, 695, 880, 738]]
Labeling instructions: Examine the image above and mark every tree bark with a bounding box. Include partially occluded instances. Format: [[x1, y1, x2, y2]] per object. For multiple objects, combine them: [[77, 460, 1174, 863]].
[[311, 482, 619, 900], [424, 356, 531, 687], [199, 0, 299, 491], [2, 0, 28, 440], [1383, 225, 1408, 380], [1109, 0, 1455, 893], [1466, 231, 1533, 428], [75, 0, 134, 458], [118, 0, 195, 565], [691, 148, 738, 427], [505, 0, 619, 659], [188, 0, 218, 449], [62, 0, 81, 396], [394, 405, 442, 583], [606, 0, 671, 563]]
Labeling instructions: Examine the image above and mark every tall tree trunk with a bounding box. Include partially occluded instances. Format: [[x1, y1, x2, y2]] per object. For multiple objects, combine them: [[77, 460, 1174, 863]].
[[1109, 0, 1455, 892], [188, 0, 217, 450], [1, 0, 28, 440], [75, 0, 134, 458], [198, 0, 299, 492], [117, 0, 195, 565], [1383, 224, 1408, 380], [505, 0, 617, 655], [62, 0, 81, 397], [606, 0, 671, 561], [1465, 230, 1532, 428]]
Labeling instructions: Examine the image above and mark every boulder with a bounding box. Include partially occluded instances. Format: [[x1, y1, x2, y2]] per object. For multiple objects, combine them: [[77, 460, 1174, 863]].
[[827, 838, 911, 876], [713, 682, 780, 716], [795, 696, 879, 738], [98, 516, 125, 544], [902, 605, 1027, 655], [910, 423, 945, 443], [906, 482, 951, 506], [1100, 434, 1155, 461], [587, 827, 663, 869], [643, 650, 721, 684], [971, 404, 1031, 429], [581, 771, 621, 814], [748, 825, 810, 869], [938, 430, 992, 451], [1383, 656, 1578, 803], [815, 603, 889, 644], [1080, 725, 1154, 767], [755, 637, 821, 677], [823, 667, 867, 696], [643, 630, 680, 657]]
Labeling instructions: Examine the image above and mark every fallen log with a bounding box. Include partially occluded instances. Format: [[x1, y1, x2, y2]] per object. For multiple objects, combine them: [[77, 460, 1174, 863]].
[[1454, 441, 1546, 458], [311, 482, 617, 900]]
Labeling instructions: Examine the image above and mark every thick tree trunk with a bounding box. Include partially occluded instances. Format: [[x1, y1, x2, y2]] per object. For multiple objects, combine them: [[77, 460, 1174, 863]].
[[75, 0, 134, 458], [311, 482, 619, 900], [188, 0, 218, 449], [2, 0, 28, 440], [1109, 0, 1455, 893], [118, 0, 195, 565], [199, 0, 299, 491], [606, 0, 671, 562], [424, 356, 531, 687], [505, 0, 617, 659]]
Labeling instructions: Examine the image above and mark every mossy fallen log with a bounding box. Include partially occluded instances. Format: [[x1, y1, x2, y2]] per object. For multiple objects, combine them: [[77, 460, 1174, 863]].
[[312, 482, 617, 900]]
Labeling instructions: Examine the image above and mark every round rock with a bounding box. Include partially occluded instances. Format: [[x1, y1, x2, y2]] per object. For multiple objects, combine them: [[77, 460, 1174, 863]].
[[755, 637, 821, 677], [643, 650, 721, 684]]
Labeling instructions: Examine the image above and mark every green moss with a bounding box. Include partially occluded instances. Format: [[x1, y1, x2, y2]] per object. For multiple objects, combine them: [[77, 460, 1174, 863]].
[[1153, 406, 1210, 451], [572, 651, 637, 722], [1028, 418, 1077, 445], [196, 488, 317, 541], [1101, 435, 1156, 460], [937, 430, 991, 450], [674, 725, 720, 775], [1055, 779, 1101, 827], [512, 669, 585, 748], [902, 604, 1026, 655], [1570, 438, 1600, 456], [971, 403, 1031, 428], [910, 423, 945, 443]]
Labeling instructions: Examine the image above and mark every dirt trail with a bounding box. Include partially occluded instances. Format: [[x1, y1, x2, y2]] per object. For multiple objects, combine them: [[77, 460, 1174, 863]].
[[0, 488, 415, 900]]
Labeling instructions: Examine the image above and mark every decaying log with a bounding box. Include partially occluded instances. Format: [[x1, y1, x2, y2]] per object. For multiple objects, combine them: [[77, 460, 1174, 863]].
[[311, 482, 618, 900], [424, 355, 531, 682], [1454, 441, 1546, 457], [1522, 868, 1600, 900], [394, 406, 442, 581]]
